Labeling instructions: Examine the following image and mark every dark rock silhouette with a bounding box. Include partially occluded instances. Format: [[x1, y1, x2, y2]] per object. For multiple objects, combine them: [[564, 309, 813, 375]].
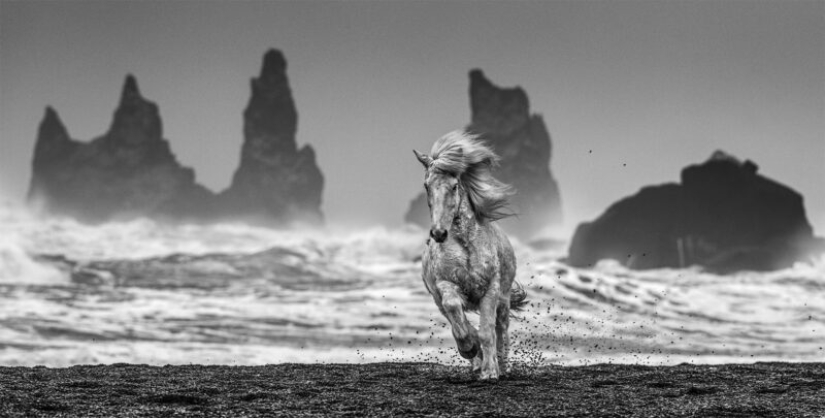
[[27, 77, 213, 223], [405, 70, 562, 239], [220, 49, 324, 225], [567, 151, 823, 273], [27, 49, 324, 226]]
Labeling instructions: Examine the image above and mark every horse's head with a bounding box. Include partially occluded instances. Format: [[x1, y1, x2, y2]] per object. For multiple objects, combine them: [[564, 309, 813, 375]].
[[414, 149, 461, 243]]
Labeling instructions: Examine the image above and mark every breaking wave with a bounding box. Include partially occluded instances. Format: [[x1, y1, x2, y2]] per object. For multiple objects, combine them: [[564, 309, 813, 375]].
[[0, 200, 823, 367]]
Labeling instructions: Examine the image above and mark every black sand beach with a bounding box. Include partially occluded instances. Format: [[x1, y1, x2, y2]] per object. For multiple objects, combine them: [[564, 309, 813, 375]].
[[1, 362, 823, 417]]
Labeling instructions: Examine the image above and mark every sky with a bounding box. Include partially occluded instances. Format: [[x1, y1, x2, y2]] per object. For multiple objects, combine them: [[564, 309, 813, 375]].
[[1, 0, 823, 234]]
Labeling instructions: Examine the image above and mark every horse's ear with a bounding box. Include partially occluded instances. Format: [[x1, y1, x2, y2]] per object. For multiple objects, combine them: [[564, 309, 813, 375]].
[[413, 150, 432, 168]]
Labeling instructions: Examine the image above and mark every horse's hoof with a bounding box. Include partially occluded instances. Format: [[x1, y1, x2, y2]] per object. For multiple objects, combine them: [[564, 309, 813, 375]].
[[459, 343, 479, 360], [479, 371, 499, 382]]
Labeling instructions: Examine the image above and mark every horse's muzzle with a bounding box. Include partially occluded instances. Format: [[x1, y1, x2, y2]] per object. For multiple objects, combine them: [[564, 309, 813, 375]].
[[430, 228, 448, 243]]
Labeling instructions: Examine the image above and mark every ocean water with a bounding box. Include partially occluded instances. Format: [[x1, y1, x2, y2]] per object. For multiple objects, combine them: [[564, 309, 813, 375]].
[[1, 201, 823, 367]]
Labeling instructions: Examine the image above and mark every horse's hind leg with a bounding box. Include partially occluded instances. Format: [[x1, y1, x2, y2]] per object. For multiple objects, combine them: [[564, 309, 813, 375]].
[[436, 281, 479, 361], [496, 296, 510, 375]]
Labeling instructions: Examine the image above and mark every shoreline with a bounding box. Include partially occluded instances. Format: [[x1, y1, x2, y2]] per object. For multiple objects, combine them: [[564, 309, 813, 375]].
[[1, 362, 823, 417]]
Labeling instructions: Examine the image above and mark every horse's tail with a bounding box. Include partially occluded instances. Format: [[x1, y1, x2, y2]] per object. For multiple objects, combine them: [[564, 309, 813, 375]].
[[509, 281, 529, 312]]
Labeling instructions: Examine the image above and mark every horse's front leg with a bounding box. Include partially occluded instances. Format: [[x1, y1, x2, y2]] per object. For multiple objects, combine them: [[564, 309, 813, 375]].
[[435, 281, 479, 361], [478, 281, 501, 380]]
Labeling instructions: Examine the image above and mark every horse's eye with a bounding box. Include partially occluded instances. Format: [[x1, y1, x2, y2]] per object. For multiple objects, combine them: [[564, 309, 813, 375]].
[[452, 183, 458, 191]]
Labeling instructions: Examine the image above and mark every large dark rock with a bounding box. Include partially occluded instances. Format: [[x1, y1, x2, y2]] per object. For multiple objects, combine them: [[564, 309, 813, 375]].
[[219, 49, 324, 225], [27, 76, 214, 223], [405, 70, 562, 239], [27, 49, 324, 226], [567, 151, 824, 273]]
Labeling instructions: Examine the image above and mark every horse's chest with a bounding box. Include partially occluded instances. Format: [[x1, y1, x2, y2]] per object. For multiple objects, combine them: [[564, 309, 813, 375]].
[[422, 240, 492, 304]]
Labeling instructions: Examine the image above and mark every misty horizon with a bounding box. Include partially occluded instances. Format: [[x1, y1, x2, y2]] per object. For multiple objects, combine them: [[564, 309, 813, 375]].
[[1, 1, 823, 235]]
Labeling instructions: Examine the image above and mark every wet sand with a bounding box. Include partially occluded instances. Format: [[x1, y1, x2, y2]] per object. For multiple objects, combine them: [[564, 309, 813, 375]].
[[1, 362, 823, 417]]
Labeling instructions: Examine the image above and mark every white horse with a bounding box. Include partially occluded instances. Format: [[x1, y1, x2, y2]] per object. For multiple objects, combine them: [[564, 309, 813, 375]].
[[414, 131, 527, 380]]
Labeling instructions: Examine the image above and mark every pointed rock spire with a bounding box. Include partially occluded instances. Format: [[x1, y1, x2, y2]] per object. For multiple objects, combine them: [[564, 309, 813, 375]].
[[30, 106, 77, 196], [241, 49, 297, 153], [120, 74, 142, 104], [469, 69, 530, 135], [108, 74, 162, 143], [43, 105, 59, 121], [225, 48, 324, 225], [260, 49, 287, 80], [36, 106, 71, 147], [469, 69, 491, 88]]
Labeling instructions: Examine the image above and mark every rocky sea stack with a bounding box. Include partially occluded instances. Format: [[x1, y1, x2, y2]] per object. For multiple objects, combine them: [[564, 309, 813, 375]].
[[27, 77, 214, 223], [27, 49, 324, 226], [219, 50, 323, 225], [405, 70, 562, 239], [567, 151, 824, 273]]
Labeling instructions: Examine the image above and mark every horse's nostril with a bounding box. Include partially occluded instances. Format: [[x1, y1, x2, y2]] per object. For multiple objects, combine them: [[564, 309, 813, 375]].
[[431, 228, 448, 243]]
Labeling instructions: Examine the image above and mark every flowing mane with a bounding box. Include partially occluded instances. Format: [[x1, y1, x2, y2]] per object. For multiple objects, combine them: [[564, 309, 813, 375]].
[[429, 131, 514, 222]]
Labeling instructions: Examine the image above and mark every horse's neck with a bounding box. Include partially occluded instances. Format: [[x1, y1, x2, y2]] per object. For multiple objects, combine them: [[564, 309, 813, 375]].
[[451, 189, 481, 247]]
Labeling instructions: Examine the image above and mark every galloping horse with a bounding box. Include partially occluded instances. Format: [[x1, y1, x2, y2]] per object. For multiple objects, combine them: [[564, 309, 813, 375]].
[[414, 130, 527, 380]]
